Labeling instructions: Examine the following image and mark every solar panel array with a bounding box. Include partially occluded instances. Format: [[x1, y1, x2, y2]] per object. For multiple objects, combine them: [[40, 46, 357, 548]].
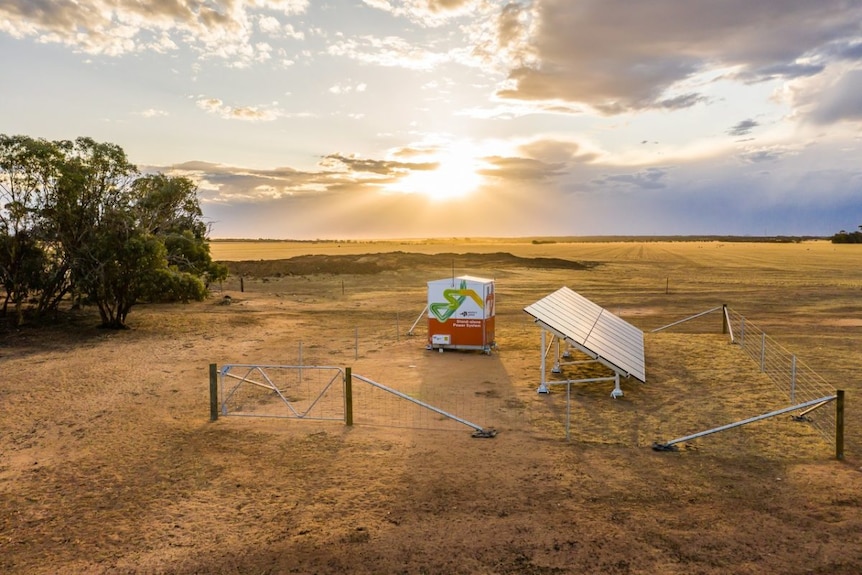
[[524, 287, 646, 382]]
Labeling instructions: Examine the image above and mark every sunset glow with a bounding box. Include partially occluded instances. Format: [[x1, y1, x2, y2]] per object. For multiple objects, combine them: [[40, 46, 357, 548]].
[[2, 1, 861, 238], [390, 150, 485, 202]]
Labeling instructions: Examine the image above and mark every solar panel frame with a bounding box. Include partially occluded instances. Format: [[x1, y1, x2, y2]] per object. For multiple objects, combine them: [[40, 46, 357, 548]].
[[524, 287, 646, 382]]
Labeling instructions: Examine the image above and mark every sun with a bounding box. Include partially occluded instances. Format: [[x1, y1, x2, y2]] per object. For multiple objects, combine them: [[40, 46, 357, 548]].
[[393, 150, 484, 201]]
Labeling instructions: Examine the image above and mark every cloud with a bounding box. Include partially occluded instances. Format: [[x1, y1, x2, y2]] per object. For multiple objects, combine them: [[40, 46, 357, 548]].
[[327, 35, 451, 70], [458, 100, 584, 120], [833, 41, 862, 61], [733, 62, 825, 82], [328, 82, 368, 95], [496, 2, 529, 50], [658, 93, 708, 110], [390, 146, 438, 160], [0, 0, 309, 65], [805, 69, 862, 124], [738, 149, 783, 163], [320, 153, 437, 177], [597, 168, 669, 190], [362, 0, 479, 27], [254, 0, 309, 16], [494, 0, 862, 114], [195, 97, 283, 122], [138, 108, 169, 118], [166, 151, 444, 204], [168, 160, 341, 202], [781, 64, 862, 126], [258, 15, 305, 39], [479, 156, 565, 181], [728, 119, 760, 137], [517, 139, 600, 165]]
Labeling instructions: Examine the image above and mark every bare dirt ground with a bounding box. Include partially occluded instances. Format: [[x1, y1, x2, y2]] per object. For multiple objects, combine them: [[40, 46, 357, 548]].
[[2, 240, 861, 574]]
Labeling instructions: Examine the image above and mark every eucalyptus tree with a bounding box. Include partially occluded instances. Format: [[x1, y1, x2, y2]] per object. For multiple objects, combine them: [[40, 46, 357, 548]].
[[132, 173, 227, 289], [80, 207, 171, 328], [40, 137, 140, 326], [0, 135, 67, 324], [51, 140, 222, 328], [0, 134, 224, 328]]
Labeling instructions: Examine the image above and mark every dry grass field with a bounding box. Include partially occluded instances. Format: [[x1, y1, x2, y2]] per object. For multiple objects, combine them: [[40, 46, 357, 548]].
[[2, 238, 862, 574]]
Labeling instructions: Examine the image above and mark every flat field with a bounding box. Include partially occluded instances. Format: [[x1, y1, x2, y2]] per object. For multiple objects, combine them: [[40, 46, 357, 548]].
[[2, 239, 862, 574]]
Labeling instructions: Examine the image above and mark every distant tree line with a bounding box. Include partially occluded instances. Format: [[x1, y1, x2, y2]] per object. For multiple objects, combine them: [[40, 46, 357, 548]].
[[0, 134, 227, 328], [531, 236, 817, 244], [831, 226, 862, 244]]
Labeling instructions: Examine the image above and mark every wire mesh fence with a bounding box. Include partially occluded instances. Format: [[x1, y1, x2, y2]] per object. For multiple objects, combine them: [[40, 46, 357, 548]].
[[263, 313, 429, 366], [725, 307, 838, 446], [216, 360, 498, 434], [349, 372, 497, 433]]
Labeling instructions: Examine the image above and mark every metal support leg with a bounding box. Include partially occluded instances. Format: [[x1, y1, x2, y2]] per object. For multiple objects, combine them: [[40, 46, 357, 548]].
[[538, 329, 549, 393], [551, 337, 562, 373], [610, 373, 623, 399]]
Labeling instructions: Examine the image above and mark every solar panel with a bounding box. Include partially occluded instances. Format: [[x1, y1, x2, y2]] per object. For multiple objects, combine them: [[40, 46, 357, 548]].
[[524, 287, 646, 382]]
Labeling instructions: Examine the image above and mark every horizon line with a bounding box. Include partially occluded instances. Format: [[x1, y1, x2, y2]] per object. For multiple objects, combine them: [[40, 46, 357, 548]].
[[209, 234, 832, 243]]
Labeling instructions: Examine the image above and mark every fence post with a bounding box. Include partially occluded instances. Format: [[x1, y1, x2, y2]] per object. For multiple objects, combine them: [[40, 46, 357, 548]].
[[209, 363, 219, 422], [344, 367, 354, 427], [722, 304, 728, 334], [723, 306, 735, 343], [836, 389, 844, 460]]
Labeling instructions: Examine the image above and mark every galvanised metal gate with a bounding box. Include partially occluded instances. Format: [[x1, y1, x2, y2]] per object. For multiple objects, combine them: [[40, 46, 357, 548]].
[[217, 364, 346, 420], [210, 364, 496, 436]]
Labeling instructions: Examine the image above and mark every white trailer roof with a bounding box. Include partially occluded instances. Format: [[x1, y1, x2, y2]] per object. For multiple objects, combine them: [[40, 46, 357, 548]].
[[524, 287, 646, 382], [428, 275, 493, 285]]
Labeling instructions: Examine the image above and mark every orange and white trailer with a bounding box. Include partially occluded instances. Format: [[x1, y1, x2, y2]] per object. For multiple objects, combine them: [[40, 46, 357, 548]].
[[427, 275, 495, 353]]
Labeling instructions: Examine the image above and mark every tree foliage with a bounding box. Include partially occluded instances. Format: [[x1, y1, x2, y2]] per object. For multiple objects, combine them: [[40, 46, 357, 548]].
[[0, 134, 225, 328], [133, 174, 227, 287], [831, 226, 862, 244]]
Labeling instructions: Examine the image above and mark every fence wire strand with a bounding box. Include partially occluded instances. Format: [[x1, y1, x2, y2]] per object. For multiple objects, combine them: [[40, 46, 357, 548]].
[[726, 308, 837, 445]]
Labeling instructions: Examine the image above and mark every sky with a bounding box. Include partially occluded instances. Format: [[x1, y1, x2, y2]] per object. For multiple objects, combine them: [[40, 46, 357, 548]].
[[2, 0, 862, 239]]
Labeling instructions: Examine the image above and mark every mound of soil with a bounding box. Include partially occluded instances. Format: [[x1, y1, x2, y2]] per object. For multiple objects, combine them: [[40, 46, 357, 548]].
[[223, 251, 597, 277]]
